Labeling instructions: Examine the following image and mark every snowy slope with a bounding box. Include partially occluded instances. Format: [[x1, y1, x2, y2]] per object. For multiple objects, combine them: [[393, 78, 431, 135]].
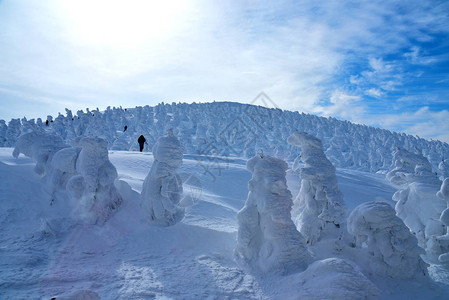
[[1, 147, 448, 299]]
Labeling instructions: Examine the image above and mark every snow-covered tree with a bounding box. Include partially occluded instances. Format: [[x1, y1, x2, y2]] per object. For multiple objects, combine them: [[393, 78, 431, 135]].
[[66, 136, 122, 224], [436, 178, 449, 263], [0, 120, 7, 147], [387, 147, 445, 255], [234, 154, 311, 275], [141, 130, 184, 225], [13, 131, 68, 175], [5, 118, 21, 147], [439, 160, 449, 181], [287, 131, 347, 245], [348, 201, 428, 279]]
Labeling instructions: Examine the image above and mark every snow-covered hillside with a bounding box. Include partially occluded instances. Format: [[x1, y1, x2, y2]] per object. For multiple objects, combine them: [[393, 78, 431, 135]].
[[1, 102, 448, 174]]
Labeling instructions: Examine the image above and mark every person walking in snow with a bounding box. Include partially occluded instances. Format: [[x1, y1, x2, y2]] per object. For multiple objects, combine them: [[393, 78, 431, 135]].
[[123, 125, 127, 132], [138, 135, 146, 152]]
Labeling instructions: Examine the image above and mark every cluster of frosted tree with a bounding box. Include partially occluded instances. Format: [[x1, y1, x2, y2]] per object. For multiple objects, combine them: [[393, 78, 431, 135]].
[[235, 132, 426, 298], [13, 131, 122, 224], [386, 148, 447, 259], [1, 102, 448, 175]]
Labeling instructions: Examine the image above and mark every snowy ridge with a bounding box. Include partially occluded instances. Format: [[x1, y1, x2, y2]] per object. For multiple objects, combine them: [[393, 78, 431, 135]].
[[1, 101, 448, 174]]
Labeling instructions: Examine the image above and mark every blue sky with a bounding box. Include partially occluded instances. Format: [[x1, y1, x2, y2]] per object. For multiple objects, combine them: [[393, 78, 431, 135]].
[[0, 0, 448, 142]]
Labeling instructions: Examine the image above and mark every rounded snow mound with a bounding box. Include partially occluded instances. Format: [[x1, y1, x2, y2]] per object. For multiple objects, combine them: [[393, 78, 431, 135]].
[[280, 258, 380, 300]]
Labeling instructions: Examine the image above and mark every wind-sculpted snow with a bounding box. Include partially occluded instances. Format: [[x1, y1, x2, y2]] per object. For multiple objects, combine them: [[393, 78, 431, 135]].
[[387, 147, 446, 256], [141, 130, 185, 225], [66, 136, 122, 224], [348, 201, 429, 279], [234, 154, 311, 275], [1, 102, 448, 175], [436, 178, 449, 263], [13, 131, 68, 175], [287, 131, 347, 246]]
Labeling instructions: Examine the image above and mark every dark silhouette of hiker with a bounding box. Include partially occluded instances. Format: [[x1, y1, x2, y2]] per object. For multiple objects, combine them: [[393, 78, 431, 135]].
[[45, 120, 49, 126], [124, 125, 128, 132], [138, 135, 146, 152]]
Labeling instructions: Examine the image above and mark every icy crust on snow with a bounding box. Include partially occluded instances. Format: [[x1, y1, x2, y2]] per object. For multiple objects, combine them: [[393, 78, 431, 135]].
[[235, 155, 311, 275], [1, 102, 448, 175], [12, 131, 68, 175], [141, 131, 185, 225], [287, 131, 347, 245], [67, 136, 122, 224], [279, 258, 380, 300], [348, 201, 428, 278], [387, 148, 446, 255]]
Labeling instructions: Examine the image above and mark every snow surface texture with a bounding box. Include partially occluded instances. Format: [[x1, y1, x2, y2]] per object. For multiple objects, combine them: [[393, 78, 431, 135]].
[[278, 258, 380, 300], [1, 102, 448, 175], [387, 148, 446, 256], [348, 201, 428, 278], [287, 131, 347, 245], [67, 136, 122, 224], [141, 130, 185, 225], [234, 154, 311, 275]]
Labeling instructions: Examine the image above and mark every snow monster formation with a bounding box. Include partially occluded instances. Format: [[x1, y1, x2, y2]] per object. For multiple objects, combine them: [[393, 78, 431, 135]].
[[348, 201, 428, 279], [234, 154, 311, 275], [13, 131, 68, 175], [436, 178, 449, 263], [387, 147, 445, 255], [142, 130, 184, 226], [66, 136, 122, 224], [287, 131, 347, 245]]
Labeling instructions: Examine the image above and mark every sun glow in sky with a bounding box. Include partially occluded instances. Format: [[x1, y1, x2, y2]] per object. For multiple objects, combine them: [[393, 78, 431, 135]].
[[58, 0, 190, 48], [0, 0, 448, 142]]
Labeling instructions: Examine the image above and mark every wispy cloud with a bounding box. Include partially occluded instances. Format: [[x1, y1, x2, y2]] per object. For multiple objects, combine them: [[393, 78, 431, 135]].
[[0, 0, 448, 142]]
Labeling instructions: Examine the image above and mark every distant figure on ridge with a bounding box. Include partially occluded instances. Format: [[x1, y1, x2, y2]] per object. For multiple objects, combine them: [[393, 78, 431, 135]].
[[138, 135, 146, 152], [123, 125, 127, 132]]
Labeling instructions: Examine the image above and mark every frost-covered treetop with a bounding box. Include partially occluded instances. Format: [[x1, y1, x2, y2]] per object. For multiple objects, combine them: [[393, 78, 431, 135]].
[[387, 147, 439, 186], [152, 129, 183, 168], [287, 131, 335, 174]]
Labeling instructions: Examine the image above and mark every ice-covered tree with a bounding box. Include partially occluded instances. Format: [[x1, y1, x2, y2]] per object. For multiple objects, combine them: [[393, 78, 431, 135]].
[[436, 178, 449, 263], [5, 118, 21, 147], [348, 201, 428, 279], [13, 131, 68, 175], [439, 160, 449, 181], [66, 136, 122, 224], [141, 130, 184, 225], [234, 154, 311, 275], [387, 147, 445, 254], [287, 131, 347, 245], [0, 120, 7, 147]]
